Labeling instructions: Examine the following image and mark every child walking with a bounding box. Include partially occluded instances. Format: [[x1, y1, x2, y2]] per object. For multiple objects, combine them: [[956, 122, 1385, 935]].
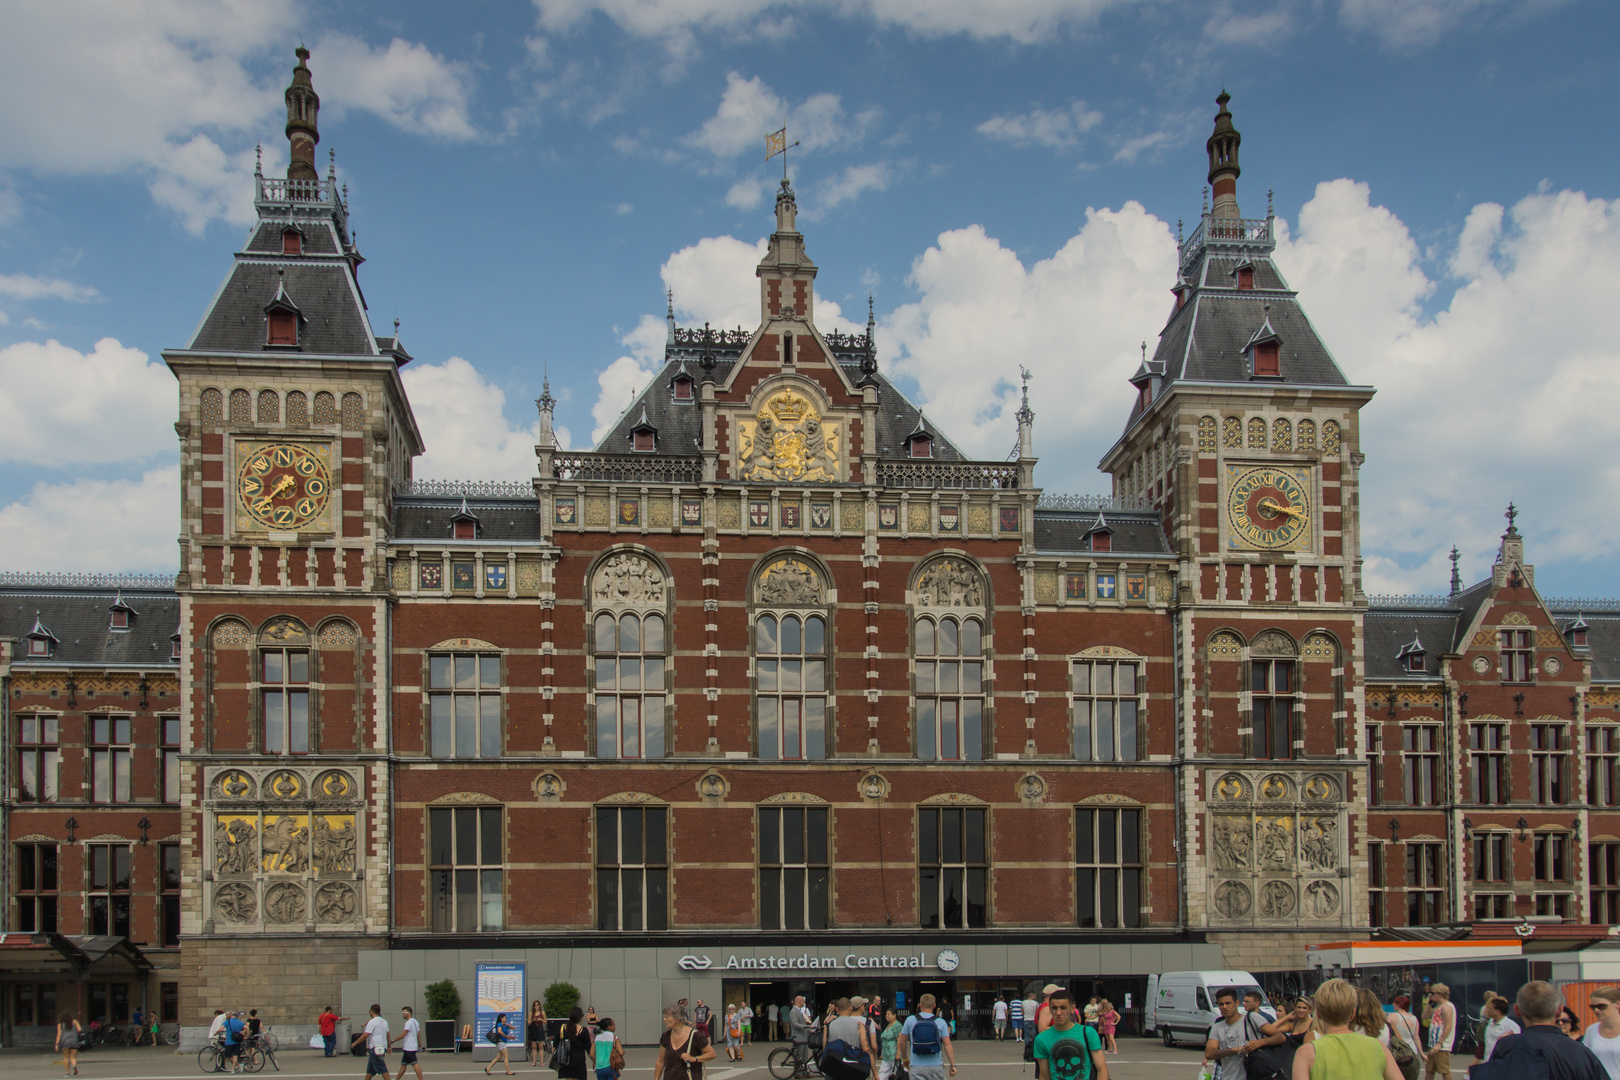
[[592, 1018, 622, 1080]]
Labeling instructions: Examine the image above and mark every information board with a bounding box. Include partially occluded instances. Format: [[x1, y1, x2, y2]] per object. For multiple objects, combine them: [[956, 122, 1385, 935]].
[[475, 962, 526, 1049]]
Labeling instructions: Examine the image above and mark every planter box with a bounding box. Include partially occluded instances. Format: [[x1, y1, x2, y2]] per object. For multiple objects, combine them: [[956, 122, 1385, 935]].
[[425, 1020, 457, 1053]]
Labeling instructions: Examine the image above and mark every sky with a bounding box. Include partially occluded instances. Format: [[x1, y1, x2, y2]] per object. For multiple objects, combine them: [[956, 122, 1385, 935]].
[[1, 0, 1618, 601]]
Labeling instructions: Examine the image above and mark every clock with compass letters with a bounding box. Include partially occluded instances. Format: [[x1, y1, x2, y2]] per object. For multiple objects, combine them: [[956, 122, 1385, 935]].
[[1225, 464, 1314, 551], [236, 441, 334, 533]]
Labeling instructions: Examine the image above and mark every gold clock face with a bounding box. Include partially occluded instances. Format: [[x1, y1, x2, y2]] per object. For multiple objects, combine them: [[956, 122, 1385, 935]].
[[1226, 465, 1313, 551], [237, 443, 332, 530]]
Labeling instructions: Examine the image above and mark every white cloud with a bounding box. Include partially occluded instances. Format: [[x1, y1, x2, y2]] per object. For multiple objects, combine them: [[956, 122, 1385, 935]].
[[1274, 180, 1620, 595], [0, 467, 179, 573], [0, 274, 98, 302], [884, 205, 1177, 466], [977, 101, 1103, 150], [813, 163, 893, 213], [616, 202, 634, 215], [0, 338, 176, 466], [691, 72, 871, 158], [401, 356, 557, 480], [1338, 0, 1515, 46], [726, 176, 768, 209], [311, 34, 478, 140], [0, 188, 22, 227], [1202, 3, 1293, 44]]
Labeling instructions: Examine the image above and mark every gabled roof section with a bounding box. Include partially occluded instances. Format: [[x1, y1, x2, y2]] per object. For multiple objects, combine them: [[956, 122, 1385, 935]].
[[0, 579, 180, 667], [1032, 505, 1171, 556]]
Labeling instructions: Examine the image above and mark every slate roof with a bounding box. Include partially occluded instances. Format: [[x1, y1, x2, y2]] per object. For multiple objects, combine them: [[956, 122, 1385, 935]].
[[1550, 608, 1620, 682], [189, 260, 378, 356], [1032, 511, 1173, 556], [0, 587, 180, 668], [1363, 610, 1457, 680], [244, 219, 342, 255], [393, 500, 543, 543]]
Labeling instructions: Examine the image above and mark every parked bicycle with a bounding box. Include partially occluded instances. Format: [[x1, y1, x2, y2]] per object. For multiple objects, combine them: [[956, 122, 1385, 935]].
[[767, 1040, 824, 1080]]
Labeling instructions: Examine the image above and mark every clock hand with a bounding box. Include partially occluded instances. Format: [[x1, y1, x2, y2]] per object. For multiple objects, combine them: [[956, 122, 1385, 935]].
[[1257, 499, 1303, 520], [270, 475, 296, 498]]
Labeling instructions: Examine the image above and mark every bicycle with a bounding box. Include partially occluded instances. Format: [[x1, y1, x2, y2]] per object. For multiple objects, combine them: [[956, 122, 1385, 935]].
[[198, 1042, 228, 1074], [767, 1042, 823, 1080], [164, 1023, 182, 1046]]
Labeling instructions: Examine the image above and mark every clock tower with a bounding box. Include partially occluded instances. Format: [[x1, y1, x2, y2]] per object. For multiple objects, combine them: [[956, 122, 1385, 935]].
[[162, 48, 422, 1024], [1099, 93, 1376, 948]]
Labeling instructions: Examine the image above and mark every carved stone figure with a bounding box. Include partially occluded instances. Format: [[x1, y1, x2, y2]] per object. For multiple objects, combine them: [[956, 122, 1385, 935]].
[[264, 882, 307, 924], [218, 818, 259, 875], [1212, 818, 1251, 870], [592, 553, 666, 606], [1304, 880, 1340, 918], [757, 558, 824, 606], [1251, 630, 1297, 657], [218, 771, 252, 799], [316, 881, 357, 923], [262, 815, 310, 873], [537, 773, 564, 801], [1260, 775, 1292, 801], [313, 816, 357, 873], [1302, 817, 1338, 872], [1259, 880, 1296, 918], [800, 416, 838, 479], [1304, 775, 1338, 802], [1214, 880, 1251, 919], [860, 774, 887, 801], [916, 560, 984, 608], [739, 391, 840, 482], [261, 618, 308, 642], [215, 882, 256, 923], [1214, 774, 1248, 801], [268, 771, 302, 799], [699, 773, 726, 799], [317, 771, 353, 799], [1258, 818, 1294, 871], [1019, 774, 1046, 802]]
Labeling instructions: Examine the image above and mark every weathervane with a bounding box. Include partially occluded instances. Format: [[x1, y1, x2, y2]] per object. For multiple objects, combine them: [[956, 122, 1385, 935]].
[[1505, 502, 1518, 533], [765, 126, 800, 181]]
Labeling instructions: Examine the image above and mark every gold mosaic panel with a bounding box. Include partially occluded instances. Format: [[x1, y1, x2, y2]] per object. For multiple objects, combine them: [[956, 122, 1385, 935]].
[[585, 496, 610, 527], [908, 503, 931, 532], [1297, 419, 1316, 450], [1222, 416, 1242, 448], [390, 560, 411, 590], [1034, 571, 1058, 604], [1272, 418, 1291, 451], [516, 562, 542, 594], [1247, 417, 1267, 449], [1322, 420, 1341, 453], [649, 498, 673, 528], [718, 500, 741, 529], [841, 501, 863, 530], [968, 505, 992, 534]]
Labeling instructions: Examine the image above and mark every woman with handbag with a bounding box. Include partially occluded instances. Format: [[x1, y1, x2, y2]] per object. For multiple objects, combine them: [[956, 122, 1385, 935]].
[[878, 1008, 904, 1080], [528, 1001, 549, 1067], [486, 1014, 516, 1076], [557, 1008, 592, 1080], [654, 1004, 714, 1080], [1384, 996, 1422, 1080]]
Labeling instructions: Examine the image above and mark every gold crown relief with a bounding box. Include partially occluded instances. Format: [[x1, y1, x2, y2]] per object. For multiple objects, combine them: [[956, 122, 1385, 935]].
[[764, 391, 812, 424]]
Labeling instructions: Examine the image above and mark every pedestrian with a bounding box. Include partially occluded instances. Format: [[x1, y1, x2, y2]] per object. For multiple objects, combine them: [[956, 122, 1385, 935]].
[[1421, 984, 1455, 1080], [1485, 981, 1606, 1079], [56, 1010, 83, 1077], [1100, 1000, 1120, 1054], [694, 1000, 711, 1043], [592, 1018, 622, 1080], [1586, 986, 1620, 1077], [724, 1004, 742, 1061], [1033, 989, 1106, 1080], [356, 1005, 389, 1080], [484, 1012, 514, 1076], [824, 997, 876, 1080], [556, 1007, 591, 1080], [1289, 978, 1402, 1080], [528, 1001, 549, 1068], [586, 1007, 599, 1039], [789, 995, 815, 1072], [768, 1002, 780, 1042], [1563, 1007, 1585, 1039], [1036, 985, 1062, 1038], [1204, 989, 1248, 1080], [1470, 995, 1518, 1065], [993, 996, 1009, 1041], [1244, 990, 1278, 1025], [655, 1003, 714, 1080], [1011, 996, 1025, 1042], [209, 1008, 229, 1045], [320, 1006, 351, 1058], [392, 1006, 424, 1080], [1383, 995, 1420, 1080], [879, 1008, 903, 1080], [898, 992, 956, 1080], [1083, 996, 1100, 1035], [223, 1009, 247, 1073], [740, 1002, 754, 1046]]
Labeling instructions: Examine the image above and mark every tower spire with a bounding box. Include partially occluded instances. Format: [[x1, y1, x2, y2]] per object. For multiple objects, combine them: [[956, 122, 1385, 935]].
[[284, 46, 321, 183], [1206, 90, 1241, 220], [1449, 546, 1462, 597]]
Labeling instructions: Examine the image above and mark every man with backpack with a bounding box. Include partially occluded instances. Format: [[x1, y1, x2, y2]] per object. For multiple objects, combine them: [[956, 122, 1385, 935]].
[[1034, 990, 1107, 1080], [1472, 981, 1607, 1080], [898, 993, 956, 1080]]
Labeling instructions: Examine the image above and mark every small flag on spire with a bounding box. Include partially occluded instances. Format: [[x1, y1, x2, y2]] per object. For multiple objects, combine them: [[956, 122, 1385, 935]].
[[765, 127, 787, 161]]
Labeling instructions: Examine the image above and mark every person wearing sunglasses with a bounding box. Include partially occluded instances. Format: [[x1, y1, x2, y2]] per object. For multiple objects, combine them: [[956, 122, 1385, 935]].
[[1585, 987, 1620, 1078]]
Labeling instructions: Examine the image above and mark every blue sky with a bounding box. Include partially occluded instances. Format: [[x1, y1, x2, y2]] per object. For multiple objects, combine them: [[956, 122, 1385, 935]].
[[2, 0, 1618, 600]]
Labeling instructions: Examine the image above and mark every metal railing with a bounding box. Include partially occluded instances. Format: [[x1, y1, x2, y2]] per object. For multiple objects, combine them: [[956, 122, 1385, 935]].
[[551, 453, 705, 485], [0, 571, 177, 589], [1036, 493, 1156, 513], [1546, 598, 1620, 612], [1364, 594, 1456, 609], [396, 479, 534, 499], [1180, 214, 1274, 270], [875, 460, 1020, 490]]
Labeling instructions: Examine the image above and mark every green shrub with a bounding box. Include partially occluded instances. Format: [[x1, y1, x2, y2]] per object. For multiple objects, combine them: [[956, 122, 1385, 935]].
[[544, 981, 581, 1020], [424, 979, 462, 1021]]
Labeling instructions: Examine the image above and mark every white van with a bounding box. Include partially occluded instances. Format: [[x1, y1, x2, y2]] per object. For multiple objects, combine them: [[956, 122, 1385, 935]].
[[1145, 971, 1266, 1047]]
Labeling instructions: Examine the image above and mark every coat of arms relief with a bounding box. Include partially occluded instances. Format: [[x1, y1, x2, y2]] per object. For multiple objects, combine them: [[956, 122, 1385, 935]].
[[737, 390, 840, 482]]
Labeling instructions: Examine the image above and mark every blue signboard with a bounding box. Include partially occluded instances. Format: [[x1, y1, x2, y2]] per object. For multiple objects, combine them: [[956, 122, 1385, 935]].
[[475, 963, 526, 1049]]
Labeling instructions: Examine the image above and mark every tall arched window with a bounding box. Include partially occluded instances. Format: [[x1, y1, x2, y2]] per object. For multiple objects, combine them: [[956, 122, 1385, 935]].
[[915, 614, 984, 760], [757, 612, 827, 759], [594, 610, 666, 759]]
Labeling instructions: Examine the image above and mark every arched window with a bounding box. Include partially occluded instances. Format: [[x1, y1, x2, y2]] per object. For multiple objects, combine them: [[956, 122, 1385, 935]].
[[915, 615, 984, 760], [340, 392, 364, 430], [313, 391, 338, 424], [757, 613, 827, 759], [594, 611, 666, 759], [229, 388, 252, 423], [200, 388, 224, 425], [257, 389, 280, 424], [285, 390, 308, 426]]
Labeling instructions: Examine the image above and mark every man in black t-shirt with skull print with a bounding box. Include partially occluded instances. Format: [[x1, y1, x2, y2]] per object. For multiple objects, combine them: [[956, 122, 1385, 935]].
[[1034, 990, 1107, 1080]]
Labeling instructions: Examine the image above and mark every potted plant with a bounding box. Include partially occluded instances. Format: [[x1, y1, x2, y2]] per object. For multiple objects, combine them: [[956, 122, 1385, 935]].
[[424, 979, 462, 1052], [544, 982, 582, 1038]]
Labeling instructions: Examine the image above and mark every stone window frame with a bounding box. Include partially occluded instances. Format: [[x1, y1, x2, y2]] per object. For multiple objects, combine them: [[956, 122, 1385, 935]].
[[1588, 722, 1620, 807], [86, 842, 133, 936], [917, 800, 989, 930], [584, 547, 674, 760], [1074, 803, 1144, 929], [749, 549, 836, 760], [593, 800, 669, 932], [1068, 650, 1143, 763], [427, 801, 505, 933], [89, 712, 134, 804], [1399, 720, 1442, 806], [908, 554, 993, 762], [757, 801, 831, 931], [426, 651, 504, 760]]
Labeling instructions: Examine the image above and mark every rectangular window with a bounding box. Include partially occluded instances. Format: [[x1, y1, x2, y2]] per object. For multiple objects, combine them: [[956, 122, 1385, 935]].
[[268, 309, 297, 346], [1534, 832, 1569, 883], [593, 613, 666, 760], [1253, 342, 1280, 378], [162, 982, 179, 1024], [1369, 841, 1386, 927], [1075, 807, 1142, 929], [758, 806, 829, 930], [87, 844, 132, 937], [16, 843, 59, 933], [916, 616, 984, 761], [1252, 660, 1295, 760], [1474, 894, 1511, 920], [17, 714, 59, 802], [429, 653, 502, 759], [14, 983, 61, 1025], [1365, 724, 1381, 806], [1402, 725, 1441, 805], [1405, 841, 1444, 926], [261, 649, 310, 754], [161, 716, 181, 803], [1470, 723, 1508, 802], [89, 982, 130, 1024], [1536, 894, 1570, 919], [429, 806, 503, 932], [1473, 832, 1509, 883], [918, 807, 987, 929], [1500, 629, 1533, 683], [91, 715, 132, 803], [1589, 727, 1620, 807], [1591, 842, 1620, 925], [596, 805, 668, 931], [1071, 660, 1140, 762], [757, 614, 827, 761], [160, 843, 182, 947], [1530, 724, 1565, 804]]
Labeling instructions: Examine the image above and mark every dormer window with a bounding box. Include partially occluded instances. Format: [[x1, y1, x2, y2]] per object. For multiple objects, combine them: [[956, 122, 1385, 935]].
[[109, 593, 137, 632], [1089, 530, 1112, 553], [1233, 262, 1255, 290], [29, 637, 50, 657], [909, 434, 933, 458], [282, 228, 302, 255], [1567, 617, 1589, 648], [26, 615, 57, 658], [672, 375, 693, 402], [264, 273, 304, 349], [629, 406, 657, 453], [268, 310, 297, 345], [171, 631, 183, 660], [1398, 634, 1427, 674], [450, 498, 479, 541], [1254, 341, 1280, 378], [453, 520, 476, 540]]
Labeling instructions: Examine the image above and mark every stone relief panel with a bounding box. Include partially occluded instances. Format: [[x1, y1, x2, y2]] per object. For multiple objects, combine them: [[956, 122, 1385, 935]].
[[756, 556, 825, 606], [1203, 768, 1349, 928], [737, 389, 841, 483], [592, 552, 666, 606], [914, 558, 985, 608]]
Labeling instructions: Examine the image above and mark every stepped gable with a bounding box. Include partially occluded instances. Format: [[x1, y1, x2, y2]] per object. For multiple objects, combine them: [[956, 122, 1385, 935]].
[[0, 577, 179, 667]]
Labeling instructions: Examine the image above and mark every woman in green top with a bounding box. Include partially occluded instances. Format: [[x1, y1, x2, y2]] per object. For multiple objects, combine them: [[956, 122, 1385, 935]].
[[1292, 980, 1402, 1080], [878, 1009, 903, 1080]]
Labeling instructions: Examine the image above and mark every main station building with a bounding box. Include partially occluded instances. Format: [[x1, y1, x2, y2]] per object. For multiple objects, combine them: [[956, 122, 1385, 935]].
[[3, 53, 1617, 1047]]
